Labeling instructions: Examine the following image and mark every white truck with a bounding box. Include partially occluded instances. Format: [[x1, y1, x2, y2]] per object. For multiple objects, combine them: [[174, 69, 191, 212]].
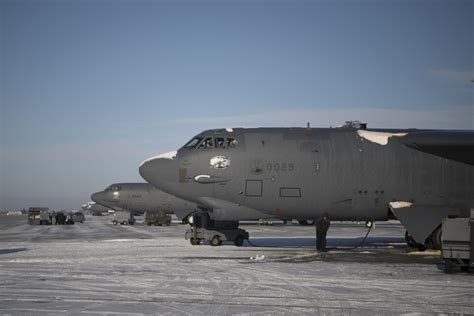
[[442, 209, 473, 273], [111, 211, 135, 225]]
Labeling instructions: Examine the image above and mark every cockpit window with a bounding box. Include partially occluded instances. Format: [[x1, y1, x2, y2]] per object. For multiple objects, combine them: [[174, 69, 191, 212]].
[[184, 136, 238, 150], [184, 137, 202, 149], [198, 137, 213, 149], [227, 138, 238, 148], [105, 185, 121, 191], [215, 138, 225, 149]]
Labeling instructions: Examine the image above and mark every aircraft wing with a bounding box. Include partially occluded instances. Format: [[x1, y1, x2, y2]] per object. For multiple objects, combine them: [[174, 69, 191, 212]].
[[401, 131, 474, 165]]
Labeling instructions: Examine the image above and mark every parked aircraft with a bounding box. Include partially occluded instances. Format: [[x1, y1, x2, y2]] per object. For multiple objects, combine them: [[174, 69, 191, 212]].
[[81, 202, 110, 216], [91, 183, 193, 221], [139, 124, 474, 249], [91, 182, 274, 223]]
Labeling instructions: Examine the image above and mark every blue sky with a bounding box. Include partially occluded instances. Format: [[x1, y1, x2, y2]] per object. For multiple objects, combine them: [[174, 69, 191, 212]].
[[1, 0, 472, 210]]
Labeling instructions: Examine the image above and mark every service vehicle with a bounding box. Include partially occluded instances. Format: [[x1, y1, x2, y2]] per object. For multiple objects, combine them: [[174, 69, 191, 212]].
[[442, 209, 474, 273], [144, 210, 171, 226], [27, 207, 50, 225], [112, 210, 135, 225], [185, 212, 249, 246], [71, 211, 85, 223]]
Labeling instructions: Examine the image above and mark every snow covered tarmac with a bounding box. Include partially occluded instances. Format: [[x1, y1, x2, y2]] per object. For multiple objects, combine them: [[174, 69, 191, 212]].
[[0, 215, 472, 315]]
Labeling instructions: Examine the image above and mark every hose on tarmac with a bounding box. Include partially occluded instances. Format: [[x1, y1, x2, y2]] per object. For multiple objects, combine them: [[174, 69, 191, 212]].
[[245, 224, 373, 249], [353, 225, 373, 249]]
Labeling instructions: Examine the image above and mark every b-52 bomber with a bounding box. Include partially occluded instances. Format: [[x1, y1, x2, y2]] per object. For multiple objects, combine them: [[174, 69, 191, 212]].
[[91, 183, 196, 222], [81, 201, 111, 216], [91, 182, 274, 224], [139, 124, 474, 249]]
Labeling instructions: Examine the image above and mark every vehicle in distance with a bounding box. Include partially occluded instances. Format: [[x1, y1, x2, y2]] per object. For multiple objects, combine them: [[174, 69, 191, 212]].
[[71, 211, 85, 223], [28, 207, 51, 225], [144, 210, 171, 226], [112, 210, 135, 225]]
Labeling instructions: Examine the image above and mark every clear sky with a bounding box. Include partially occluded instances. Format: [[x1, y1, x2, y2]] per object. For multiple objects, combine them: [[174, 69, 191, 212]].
[[1, 0, 472, 210]]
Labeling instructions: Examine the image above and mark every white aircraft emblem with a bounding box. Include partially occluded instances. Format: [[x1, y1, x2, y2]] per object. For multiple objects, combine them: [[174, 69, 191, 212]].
[[210, 156, 231, 169]]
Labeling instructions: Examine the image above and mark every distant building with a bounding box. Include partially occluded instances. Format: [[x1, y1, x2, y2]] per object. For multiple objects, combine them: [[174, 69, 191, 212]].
[[6, 210, 24, 216]]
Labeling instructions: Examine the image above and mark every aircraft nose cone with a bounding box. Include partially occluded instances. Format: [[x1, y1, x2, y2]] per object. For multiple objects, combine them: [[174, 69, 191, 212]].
[[138, 159, 155, 184], [139, 156, 178, 190], [90, 192, 103, 204]]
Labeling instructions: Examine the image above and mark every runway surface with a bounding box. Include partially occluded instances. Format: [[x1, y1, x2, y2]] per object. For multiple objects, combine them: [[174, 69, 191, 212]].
[[0, 214, 472, 315]]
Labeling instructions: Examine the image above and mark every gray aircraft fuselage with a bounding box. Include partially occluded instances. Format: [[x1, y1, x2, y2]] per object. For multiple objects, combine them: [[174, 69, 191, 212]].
[[82, 202, 110, 215], [139, 127, 474, 243], [91, 183, 197, 219], [91, 182, 273, 221], [91, 183, 278, 221]]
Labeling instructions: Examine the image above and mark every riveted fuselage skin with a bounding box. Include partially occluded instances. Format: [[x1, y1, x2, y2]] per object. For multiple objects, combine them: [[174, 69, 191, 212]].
[[139, 128, 474, 222]]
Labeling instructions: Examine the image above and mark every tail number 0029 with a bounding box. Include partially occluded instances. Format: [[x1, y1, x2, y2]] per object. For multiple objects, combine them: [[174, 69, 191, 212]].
[[266, 163, 295, 172]]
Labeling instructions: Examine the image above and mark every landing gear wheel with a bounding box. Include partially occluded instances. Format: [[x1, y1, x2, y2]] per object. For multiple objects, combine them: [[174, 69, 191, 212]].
[[430, 227, 442, 250], [234, 235, 244, 247], [190, 238, 201, 245], [210, 236, 222, 246], [444, 259, 453, 274], [405, 231, 426, 251]]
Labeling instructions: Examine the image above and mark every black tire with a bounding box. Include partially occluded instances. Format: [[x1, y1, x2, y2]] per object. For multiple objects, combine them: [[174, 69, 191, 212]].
[[210, 236, 222, 246], [112, 220, 117, 225], [234, 235, 244, 247], [461, 265, 470, 273], [430, 227, 442, 250], [298, 220, 309, 225], [405, 231, 426, 251], [190, 238, 200, 245], [444, 259, 454, 274]]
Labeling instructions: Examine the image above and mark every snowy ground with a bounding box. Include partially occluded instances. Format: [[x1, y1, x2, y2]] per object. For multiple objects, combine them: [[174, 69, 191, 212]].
[[0, 214, 472, 315]]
